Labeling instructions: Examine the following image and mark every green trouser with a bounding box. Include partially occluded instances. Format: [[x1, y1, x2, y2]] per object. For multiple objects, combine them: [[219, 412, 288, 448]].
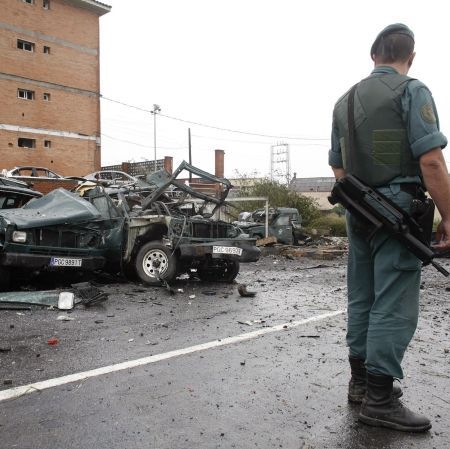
[[346, 186, 421, 379]]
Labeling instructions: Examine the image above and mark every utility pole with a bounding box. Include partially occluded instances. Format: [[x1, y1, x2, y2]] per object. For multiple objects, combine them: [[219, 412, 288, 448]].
[[151, 104, 161, 172], [188, 128, 192, 183]]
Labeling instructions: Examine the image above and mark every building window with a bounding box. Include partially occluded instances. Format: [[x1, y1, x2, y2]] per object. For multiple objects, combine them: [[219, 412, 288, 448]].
[[43, 0, 50, 9], [43, 92, 51, 101], [17, 39, 35, 52], [18, 89, 35, 100], [43, 46, 51, 54], [23, 0, 34, 4], [44, 140, 51, 148], [18, 138, 36, 148]]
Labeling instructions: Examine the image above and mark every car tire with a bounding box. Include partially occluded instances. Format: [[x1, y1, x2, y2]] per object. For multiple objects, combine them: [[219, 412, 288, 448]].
[[197, 260, 240, 283], [134, 241, 177, 285]]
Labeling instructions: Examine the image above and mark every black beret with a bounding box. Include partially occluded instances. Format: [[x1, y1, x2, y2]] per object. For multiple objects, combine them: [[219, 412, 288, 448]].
[[370, 23, 415, 57]]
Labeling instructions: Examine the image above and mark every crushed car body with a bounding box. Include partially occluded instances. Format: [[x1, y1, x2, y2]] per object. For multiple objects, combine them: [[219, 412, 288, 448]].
[[0, 161, 260, 290]]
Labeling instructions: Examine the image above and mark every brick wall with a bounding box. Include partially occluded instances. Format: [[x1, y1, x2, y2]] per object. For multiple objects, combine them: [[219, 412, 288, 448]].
[[0, 133, 100, 177], [0, 0, 107, 177]]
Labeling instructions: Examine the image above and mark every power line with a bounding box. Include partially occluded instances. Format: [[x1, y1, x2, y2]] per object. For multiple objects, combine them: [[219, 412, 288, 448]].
[[191, 133, 329, 147], [101, 133, 186, 151], [101, 95, 329, 142]]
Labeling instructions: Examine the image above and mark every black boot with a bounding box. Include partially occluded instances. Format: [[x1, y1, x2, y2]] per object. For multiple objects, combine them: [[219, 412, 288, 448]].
[[359, 373, 431, 432], [348, 357, 403, 403]]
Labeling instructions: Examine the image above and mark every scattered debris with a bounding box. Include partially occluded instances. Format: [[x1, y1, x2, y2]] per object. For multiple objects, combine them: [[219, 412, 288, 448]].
[[71, 282, 109, 306], [0, 290, 60, 308], [0, 343, 12, 352], [237, 284, 256, 297], [57, 314, 74, 321], [256, 236, 278, 247], [58, 292, 74, 310], [189, 294, 196, 299], [47, 337, 58, 346], [238, 320, 265, 326]]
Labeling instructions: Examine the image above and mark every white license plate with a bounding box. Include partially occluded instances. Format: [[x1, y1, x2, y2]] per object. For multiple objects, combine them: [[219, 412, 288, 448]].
[[213, 246, 243, 256], [50, 257, 82, 267]]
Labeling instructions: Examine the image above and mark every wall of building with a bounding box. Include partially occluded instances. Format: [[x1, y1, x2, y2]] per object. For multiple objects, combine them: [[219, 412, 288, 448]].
[[0, 0, 106, 176]]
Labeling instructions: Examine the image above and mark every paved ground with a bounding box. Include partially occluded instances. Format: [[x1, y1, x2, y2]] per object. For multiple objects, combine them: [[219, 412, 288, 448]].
[[0, 252, 449, 449]]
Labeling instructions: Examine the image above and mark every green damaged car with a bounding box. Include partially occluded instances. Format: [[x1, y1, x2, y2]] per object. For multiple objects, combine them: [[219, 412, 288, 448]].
[[0, 162, 260, 290]]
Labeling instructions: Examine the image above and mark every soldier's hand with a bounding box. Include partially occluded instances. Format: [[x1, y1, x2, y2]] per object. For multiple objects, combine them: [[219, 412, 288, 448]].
[[432, 219, 450, 251]]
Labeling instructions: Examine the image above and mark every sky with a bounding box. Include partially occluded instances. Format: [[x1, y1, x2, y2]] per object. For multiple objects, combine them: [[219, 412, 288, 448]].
[[99, 0, 450, 180]]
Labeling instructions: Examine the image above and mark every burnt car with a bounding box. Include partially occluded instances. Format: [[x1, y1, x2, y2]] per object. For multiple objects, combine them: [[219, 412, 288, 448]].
[[0, 162, 260, 290], [6, 166, 63, 179], [0, 185, 42, 210], [0, 176, 42, 210], [234, 207, 305, 245]]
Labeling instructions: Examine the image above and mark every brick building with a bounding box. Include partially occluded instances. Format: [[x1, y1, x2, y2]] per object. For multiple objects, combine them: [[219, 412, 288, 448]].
[[0, 0, 110, 176]]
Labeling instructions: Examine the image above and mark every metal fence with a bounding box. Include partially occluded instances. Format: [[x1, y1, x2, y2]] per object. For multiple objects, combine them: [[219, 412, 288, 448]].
[[101, 160, 165, 177]]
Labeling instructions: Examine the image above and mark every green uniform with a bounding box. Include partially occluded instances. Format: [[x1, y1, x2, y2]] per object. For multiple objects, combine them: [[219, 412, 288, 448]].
[[329, 66, 447, 379]]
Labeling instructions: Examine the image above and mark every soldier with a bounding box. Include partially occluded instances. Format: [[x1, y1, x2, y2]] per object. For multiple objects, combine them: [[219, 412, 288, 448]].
[[329, 23, 450, 432]]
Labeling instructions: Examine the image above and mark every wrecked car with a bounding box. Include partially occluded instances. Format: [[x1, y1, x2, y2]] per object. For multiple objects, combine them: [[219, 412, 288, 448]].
[[0, 178, 42, 210], [0, 162, 260, 290], [234, 207, 304, 245]]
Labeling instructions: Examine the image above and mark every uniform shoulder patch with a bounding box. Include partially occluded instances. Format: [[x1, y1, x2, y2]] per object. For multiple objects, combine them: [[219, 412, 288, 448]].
[[420, 103, 436, 124]]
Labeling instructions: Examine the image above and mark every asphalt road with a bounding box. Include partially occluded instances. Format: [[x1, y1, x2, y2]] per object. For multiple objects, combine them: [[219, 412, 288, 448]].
[[0, 253, 449, 449]]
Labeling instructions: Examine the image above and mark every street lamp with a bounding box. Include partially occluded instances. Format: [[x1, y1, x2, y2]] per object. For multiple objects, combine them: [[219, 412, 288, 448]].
[[151, 104, 161, 172]]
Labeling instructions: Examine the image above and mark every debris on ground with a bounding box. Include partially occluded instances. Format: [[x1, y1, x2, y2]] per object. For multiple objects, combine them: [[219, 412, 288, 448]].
[[279, 244, 347, 260], [0, 290, 60, 308], [237, 284, 256, 297], [256, 236, 278, 247], [0, 343, 12, 352], [237, 319, 265, 326], [58, 292, 74, 310], [57, 314, 75, 321], [71, 282, 109, 306], [47, 337, 58, 345]]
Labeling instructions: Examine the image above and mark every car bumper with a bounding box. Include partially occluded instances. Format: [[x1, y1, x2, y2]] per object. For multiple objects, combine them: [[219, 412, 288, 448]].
[[0, 252, 105, 271], [178, 241, 260, 263]]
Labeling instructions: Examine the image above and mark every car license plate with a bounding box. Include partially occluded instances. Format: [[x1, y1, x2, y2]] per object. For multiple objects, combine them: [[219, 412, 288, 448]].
[[50, 257, 82, 267], [213, 246, 243, 256]]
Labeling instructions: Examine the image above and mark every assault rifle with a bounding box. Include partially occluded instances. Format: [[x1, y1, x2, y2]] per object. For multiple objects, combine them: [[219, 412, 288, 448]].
[[328, 175, 449, 277]]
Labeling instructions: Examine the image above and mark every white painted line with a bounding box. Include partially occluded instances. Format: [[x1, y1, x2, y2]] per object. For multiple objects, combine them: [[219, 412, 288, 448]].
[[0, 310, 344, 402]]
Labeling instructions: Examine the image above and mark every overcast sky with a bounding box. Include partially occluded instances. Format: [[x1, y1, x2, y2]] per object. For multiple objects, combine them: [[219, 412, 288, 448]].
[[99, 0, 450, 179]]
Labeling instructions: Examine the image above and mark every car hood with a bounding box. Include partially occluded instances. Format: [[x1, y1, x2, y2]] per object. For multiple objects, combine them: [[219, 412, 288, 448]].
[[0, 188, 102, 229]]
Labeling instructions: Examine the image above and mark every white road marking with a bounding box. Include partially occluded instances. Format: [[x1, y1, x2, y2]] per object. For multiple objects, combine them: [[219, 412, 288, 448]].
[[0, 310, 344, 402]]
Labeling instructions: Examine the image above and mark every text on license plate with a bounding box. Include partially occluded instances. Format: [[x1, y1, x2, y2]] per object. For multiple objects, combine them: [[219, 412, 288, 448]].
[[50, 257, 82, 267], [213, 246, 243, 256]]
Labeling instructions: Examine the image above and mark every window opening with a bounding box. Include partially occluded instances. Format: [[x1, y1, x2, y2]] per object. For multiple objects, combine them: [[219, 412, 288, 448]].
[[44, 140, 51, 149], [18, 138, 36, 148], [43, 92, 51, 101], [43, 0, 50, 9], [17, 39, 34, 52], [23, 0, 34, 4], [18, 89, 34, 100], [43, 46, 51, 54]]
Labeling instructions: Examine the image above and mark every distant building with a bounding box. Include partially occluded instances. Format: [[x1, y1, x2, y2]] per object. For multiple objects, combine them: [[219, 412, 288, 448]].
[[0, 0, 111, 176], [290, 176, 336, 209]]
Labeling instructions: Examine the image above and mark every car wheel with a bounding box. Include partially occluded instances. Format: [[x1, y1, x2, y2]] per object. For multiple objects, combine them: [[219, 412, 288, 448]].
[[197, 260, 240, 283], [134, 241, 177, 286], [0, 267, 11, 291]]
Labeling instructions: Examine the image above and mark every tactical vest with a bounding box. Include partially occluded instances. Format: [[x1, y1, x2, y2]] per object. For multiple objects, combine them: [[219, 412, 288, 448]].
[[334, 73, 421, 186]]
